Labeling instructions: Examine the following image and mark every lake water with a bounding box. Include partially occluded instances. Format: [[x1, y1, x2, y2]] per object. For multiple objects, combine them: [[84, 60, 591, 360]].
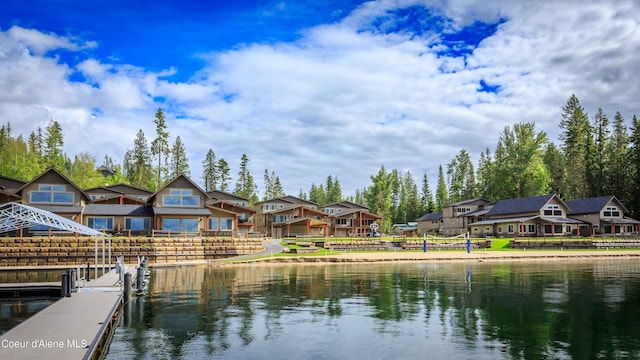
[[105, 260, 640, 359]]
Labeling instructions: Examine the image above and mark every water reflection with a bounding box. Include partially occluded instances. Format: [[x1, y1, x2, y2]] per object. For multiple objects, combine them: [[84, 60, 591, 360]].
[[106, 261, 640, 359]]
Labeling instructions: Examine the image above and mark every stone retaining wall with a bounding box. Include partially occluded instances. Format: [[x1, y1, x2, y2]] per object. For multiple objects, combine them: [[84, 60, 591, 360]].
[[0, 236, 263, 266]]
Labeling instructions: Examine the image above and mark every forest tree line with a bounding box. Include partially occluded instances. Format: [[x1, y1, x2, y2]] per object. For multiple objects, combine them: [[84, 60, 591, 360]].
[[1, 95, 639, 232]]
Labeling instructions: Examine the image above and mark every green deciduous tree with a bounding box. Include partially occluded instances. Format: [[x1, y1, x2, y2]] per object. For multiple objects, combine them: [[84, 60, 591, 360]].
[[446, 149, 476, 202], [365, 166, 394, 232]]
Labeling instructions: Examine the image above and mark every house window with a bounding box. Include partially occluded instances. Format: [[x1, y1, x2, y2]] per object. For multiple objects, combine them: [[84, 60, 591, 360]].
[[528, 225, 535, 233], [90, 194, 105, 200], [554, 225, 563, 234], [604, 207, 620, 217], [508, 225, 514, 233], [498, 227, 503, 233], [554, 210, 562, 216], [274, 215, 288, 223], [162, 218, 199, 231], [337, 218, 348, 225], [30, 184, 73, 204], [87, 217, 114, 230], [544, 225, 552, 233], [125, 218, 150, 230], [485, 227, 491, 232], [262, 204, 275, 211], [163, 189, 199, 207], [566, 225, 571, 233], [221, 218, 233, 230]]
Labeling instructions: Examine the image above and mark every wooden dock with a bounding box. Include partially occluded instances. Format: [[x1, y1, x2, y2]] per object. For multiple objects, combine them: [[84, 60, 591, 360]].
[[0, 265, 138, 359]]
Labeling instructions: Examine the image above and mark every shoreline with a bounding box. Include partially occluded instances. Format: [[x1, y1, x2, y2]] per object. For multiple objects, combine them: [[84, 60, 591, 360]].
[[1, 250, 639, 270], [222, 249, 640, 266]]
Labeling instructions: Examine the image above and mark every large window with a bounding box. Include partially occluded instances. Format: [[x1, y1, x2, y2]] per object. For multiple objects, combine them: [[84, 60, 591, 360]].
[[162, 189, 199, 207], [87, 217, 114, 230], [220, 218, 233, 230], [210, 218, 233, 231], [528, 224, 535, 233], [162, 218, 198, 231], [30, 184, 73, 204], [603, 207, 620, 217], [544, 205, 562, 217], [125, 218, 150, 230], [274, 215, 288, 223]]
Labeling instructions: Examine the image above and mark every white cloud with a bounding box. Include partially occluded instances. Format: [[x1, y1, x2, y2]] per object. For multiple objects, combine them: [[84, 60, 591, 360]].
[[1, 0, 639, 200]]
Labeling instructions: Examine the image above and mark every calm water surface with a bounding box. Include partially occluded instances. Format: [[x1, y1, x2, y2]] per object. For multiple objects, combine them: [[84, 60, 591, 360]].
[[105, 260, 640, 359]]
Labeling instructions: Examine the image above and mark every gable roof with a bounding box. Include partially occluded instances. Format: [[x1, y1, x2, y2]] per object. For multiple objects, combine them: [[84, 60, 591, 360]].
[[256, 195, 319, 207], [322, 201, 369, 210], [566, 196, 627, 215], [416, 212, 443, 221], [148, 174, 210, 204], [445, 198, 490, 207], [207, 190, 248, 202], [486, 194, 563, 217], [105, 184, 153, 196], [15, 167, 90, 202], [0, 175, 26, 193]]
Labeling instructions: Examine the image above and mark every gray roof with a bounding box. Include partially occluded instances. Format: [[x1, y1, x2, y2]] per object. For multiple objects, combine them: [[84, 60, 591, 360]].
[[565, 196, 625, 215], [416, 212, 443, 221], [153, 207, 213, 216], [29, 205, 84, 213], [83, 204, 153, 216], [601, 217, 640, 224], [486, 194, 557, 217]]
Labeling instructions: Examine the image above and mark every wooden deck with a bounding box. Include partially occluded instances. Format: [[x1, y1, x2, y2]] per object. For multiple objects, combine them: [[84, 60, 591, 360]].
[[0, 265, 137, 359]]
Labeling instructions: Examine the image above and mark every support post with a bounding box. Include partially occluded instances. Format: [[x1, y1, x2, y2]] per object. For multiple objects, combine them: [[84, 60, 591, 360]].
[[124, 272, 132, 304]]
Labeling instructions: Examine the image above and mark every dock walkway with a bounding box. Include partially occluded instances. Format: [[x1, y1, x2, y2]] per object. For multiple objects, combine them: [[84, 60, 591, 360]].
[[0, 265, 137, 360]]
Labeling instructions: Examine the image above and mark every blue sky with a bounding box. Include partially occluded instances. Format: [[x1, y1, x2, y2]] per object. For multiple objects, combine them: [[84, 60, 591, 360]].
[[0, 0, 639, 197]]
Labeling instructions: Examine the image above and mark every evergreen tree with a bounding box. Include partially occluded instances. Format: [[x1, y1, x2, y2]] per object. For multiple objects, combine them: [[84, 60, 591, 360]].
[[420, 172, 435, 214], [587, 108, 610, 197], [607, 111, 629, 200], [125, 129, 154, 189], [202, 149, 218, 191], [403, 171, 421, 222], [43, 119, 65, 169], [271, 174, 285, 198], [308, 183, 325, 204], [435, 165, 448, 211], [169, 136, 190, 178], [217, 158, 231, 191], [234, 154, 257, 203], [325, 175, 342, 203], [151, 108, 170, 189], [559, 94, 591, 199], [627, 114, 640, 218]]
